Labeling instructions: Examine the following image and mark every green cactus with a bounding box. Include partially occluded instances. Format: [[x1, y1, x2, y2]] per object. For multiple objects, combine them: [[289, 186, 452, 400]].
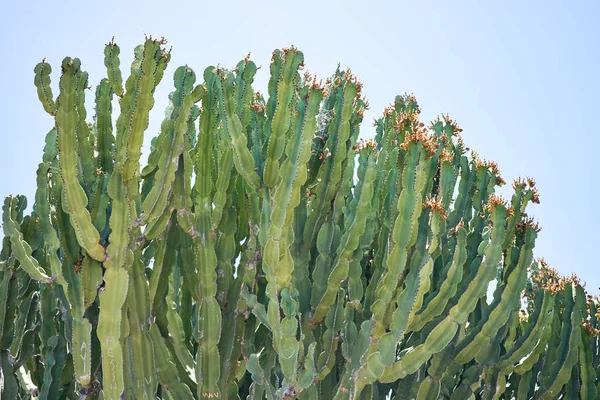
[[2, 37, 600, 400]]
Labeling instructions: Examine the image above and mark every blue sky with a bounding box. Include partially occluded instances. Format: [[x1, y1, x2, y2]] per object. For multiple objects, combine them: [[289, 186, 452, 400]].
[[1, 1, 598, 292]]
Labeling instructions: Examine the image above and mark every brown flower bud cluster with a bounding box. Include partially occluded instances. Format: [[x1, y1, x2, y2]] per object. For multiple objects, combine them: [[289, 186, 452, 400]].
[[530, 258, 585, 296], [398, 120, 439, 158], [515, 217, 541, 234], [440, 148, 454, 163], [353, 139, 377, 154], [383, 105, 394, 118], [423, 197, 448, 220], [356, 97, 369, 119], [250, 93, 266, 113], [301, 72, 328, 97], [513, 177, 541, 205], [442, 113, 463, 134], [448, 220, 464, 236], [582, 321, 600, 337], [343, 68, 363, 98], [456, 136, 467, 154], [483, 194, 508, 213], [472, 153, 505, 186]]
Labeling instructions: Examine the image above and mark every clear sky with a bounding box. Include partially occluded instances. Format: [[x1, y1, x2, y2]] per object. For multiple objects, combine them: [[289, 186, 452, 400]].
[[1, 1, 598, 292]]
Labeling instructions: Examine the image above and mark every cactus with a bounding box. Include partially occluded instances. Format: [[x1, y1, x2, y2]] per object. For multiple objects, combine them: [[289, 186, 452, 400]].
[[2, 36, 600, 400]]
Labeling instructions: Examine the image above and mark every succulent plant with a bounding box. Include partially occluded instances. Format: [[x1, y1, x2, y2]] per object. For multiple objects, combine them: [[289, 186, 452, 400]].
[[1, 36, 598, 400]]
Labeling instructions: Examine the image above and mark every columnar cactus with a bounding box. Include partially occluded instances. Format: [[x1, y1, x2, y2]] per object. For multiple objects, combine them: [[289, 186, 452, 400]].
[[1, 37, 599, 400]]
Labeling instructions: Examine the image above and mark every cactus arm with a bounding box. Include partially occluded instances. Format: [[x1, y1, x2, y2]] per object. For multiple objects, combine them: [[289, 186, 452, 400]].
[[564, 364, 580, 399], [211, 146, 234, 230], [125, 257, 157, 399], [310, 218, 338, 309], [513, 312, 553, 375], [312, 151, 376, 322], [95, 78, 114, 174], [297, 342, 317, 391], [495, 290, 554, 371], [240, 286, 271, 329], [216, 70, 262, 190], [347, 248, 364, 305], [303, 77, 359, 246], [121, 40, 167, 183], [90, 82, 112, 234], [264, 82, 324, 292], [447, 156, 472, 228], [536, 285, 584, 399], [2, 197, 54, 283], [332, 320, 374, 400], [143, 64, 195, 180], [142, 68, 202, 228], [386, 252, 435, 343], [193, 71, 221, 400], [369, 201, 507, 386], [165, 282, 197, 386], [376, 318, 458, 384], [55, 57, 105, 262], [194, 66, 218, 211], [263, 49, 283, 141], [233, 59, 254, 123], [52, 178, 83, 263], [579, 328, 598, 400], [364, 163, 397, 312], [143, 208, 173, 241], [149, 323, 195, 399], [57, 256, 93, 390], [249, 94, 267, 176], [589, 303, 599, 367], [113, 43, 143, 169], [453, 226, 536, 364], [409, 226, 467, 331], [502, 184, 525, 250], [39, 334, 61, 399], [74, 69, 97, 193], [274, 288, 302, 391], [415, 343, 457, 400], [0, 267, 17, 349], [104, 39, 124, 97], [104, 171, 128, 270], [38, 285, 59, 398], [34, 162, 67, 286], [149, 222, 177, 311], [175, 228, 199, 300], [263, 48, 304, 188], [316, 289, 345, 380], [90, 174, 111, 236], [8, 292, 37, 363], [175, 144, 196, 218], [80, 257, 102, 308], [215, 204, 238, 305], [96, 258, 130, 399], [371, 140, 426, 323], [448, 202, 507, 324], [0, 351, 18, 398], [101, 100, 133, 399], [246, 353, 278, 400], [34, 59, 57, 115], [217, 275, 244, 395]]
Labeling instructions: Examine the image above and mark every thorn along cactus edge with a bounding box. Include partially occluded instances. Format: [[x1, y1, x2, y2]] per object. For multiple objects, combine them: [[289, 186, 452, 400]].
[[1, 36, 599, 400]]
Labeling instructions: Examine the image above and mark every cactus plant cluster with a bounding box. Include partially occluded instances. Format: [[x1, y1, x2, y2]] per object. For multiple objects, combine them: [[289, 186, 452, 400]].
[[1, 36, 600, 399]]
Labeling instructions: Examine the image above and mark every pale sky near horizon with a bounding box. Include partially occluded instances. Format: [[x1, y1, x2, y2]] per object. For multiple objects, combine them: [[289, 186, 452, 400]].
[[1, 1, 598, 292]]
